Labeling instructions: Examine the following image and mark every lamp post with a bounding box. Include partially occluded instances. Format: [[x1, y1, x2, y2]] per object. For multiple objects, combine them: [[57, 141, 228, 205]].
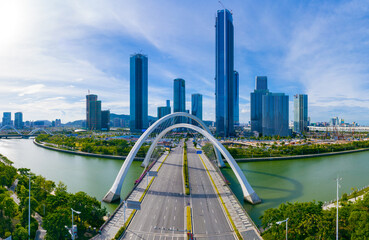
[[276, 218, 289, 240], [71, 208, 81, 240], [335, 177, 342, 240]]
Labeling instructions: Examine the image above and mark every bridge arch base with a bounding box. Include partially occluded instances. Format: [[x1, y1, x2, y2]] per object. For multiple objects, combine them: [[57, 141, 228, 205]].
[[103, 123, 261, 205]]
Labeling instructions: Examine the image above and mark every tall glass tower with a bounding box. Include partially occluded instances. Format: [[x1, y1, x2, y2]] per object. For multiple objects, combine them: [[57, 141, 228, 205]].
[[215, 9, 234, 137], [173, 78, 186, 123], [130, 54, 148, 132], [191, 93, 203, 121], [233, 71, 239, 126], [294, 94, 308, 133], [262, 93, 289, 137], [251, 76, 269, 134], [86, 94, 101, 130]]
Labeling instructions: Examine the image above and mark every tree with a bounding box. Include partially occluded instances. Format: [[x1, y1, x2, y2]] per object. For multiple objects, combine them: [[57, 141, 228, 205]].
[[0, 196, 18, 218], [43, 208, 70, 240], [13, 226, 28, 240]]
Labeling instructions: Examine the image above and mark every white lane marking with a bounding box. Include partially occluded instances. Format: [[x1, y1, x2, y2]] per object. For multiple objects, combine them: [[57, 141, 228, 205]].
[[174, 216, 176, 221], [212, 209, 214, 213], [215, 219, 217, 223]]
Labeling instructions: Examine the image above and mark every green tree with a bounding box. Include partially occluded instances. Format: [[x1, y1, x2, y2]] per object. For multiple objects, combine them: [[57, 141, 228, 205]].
[[43, 208, 70, 240], [13, 226, 28, 240]]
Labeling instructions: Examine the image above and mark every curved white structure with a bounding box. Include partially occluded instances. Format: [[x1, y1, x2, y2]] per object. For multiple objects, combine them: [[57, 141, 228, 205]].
[[29, 128, 53, 135], [0, 125, 22, 135], [103, 123, 261, 204], [141, 112, 224, 168]]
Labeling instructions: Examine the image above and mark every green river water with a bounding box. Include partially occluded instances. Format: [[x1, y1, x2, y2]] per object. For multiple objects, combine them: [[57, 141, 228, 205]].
[[1, 139, 369, 225]]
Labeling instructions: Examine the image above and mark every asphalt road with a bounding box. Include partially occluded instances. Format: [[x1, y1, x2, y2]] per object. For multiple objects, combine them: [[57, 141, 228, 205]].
[[123, 144, 187, 240], [187, 142, 236, 240]]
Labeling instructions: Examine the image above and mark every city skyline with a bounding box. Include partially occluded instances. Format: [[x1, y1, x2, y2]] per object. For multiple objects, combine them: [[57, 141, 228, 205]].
[[0, 1, 368, 124]]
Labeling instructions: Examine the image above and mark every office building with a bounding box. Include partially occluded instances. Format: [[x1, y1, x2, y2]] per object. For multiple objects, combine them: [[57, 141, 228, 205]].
[[55, 119, 61, 127], [14, 112, 23, 129], [215, 9, 235, 137], [234, 71, 239, 126], [262, 93, 289, 137], [2, 112, 11, 126], [173, 78, 186, 124], [191, 93, 203, 123], [250, 76, 269, 134], [86, 94, 102, 130], [293, 94, 308, 133], [157, 100, 171, 119], [130, 54, 148, 132], [101, 110, 110, 131]]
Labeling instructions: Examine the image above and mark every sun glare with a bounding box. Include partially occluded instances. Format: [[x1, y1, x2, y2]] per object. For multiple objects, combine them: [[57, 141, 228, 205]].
[[0, 1, 25, 49]]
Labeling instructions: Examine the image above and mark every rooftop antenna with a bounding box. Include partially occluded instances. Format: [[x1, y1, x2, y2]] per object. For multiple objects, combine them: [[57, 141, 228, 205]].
[[218, 0, 232, 14], [88, 89, 90, 94]]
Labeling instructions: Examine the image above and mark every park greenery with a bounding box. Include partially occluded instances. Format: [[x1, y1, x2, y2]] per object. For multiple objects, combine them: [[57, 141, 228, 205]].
[[202, 140, 369, 159], [260, 192, 369, 239], [36, 134, 150, 157], [0, 155, 106, 239]]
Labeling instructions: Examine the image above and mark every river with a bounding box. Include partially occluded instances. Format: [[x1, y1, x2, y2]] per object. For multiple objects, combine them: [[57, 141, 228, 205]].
[[1, 139, 369, 225]]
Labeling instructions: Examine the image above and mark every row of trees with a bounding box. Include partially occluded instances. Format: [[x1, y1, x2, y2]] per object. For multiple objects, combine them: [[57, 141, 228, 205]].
[[36, 134, 150, 157], [0, 157, 106, 239], [224, 140, 369, 159], [261, 193, 369, 239]]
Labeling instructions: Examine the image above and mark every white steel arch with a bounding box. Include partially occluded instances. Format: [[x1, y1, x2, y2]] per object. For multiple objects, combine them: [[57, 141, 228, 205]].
[[0, 125, 22, 135], [29, 128, 53, 135], [141, 112, 224, 168], [103, 123, 261, 204]]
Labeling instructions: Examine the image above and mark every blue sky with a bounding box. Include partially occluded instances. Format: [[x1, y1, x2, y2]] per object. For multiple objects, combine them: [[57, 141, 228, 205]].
[[0, 0, 368, 124]]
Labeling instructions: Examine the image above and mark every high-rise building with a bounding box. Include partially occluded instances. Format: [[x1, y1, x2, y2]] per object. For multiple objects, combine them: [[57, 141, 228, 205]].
[[86, 94, 102, 130], [101, 110, 110, 131], [262, 93, 289, 137], [173, 78, 186, 124], [55, 119, 61, 127], [173, 79, 186, 113], [130, 54, 148, 132], [191, 93, 203, 121], [14, 112, 23, 129], [251, 76, 269, 134], [157, 100, 171, 119], [215, 9, 234, 137], [233, 71, 239, 126], [2, 112, 12, 126], [294, 94, 308, 133]]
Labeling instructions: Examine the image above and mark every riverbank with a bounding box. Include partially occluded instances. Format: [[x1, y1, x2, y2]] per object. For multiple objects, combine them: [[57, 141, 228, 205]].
[[234, 147, 369, 162], [33, 139, 144, 161]]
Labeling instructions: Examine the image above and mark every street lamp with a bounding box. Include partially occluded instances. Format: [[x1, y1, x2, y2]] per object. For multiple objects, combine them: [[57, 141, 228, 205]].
[[71, 208, 81, 240], [28, 175, 31, 240], [276, 218, 289, 240], [335, 177, 342, 240]]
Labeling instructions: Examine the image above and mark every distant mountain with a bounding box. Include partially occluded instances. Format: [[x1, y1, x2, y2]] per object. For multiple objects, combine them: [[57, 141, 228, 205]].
[[110, 113, 157, 122], [63, 120, 85, 127]]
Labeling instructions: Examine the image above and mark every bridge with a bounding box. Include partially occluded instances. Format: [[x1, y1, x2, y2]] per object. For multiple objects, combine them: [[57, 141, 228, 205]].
[[95, 113, 261, 240], [0, 126, 53, 138]]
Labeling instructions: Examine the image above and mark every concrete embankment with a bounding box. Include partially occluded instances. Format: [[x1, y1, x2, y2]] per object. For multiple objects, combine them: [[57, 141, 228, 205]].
[[33, 139, 144, 161], [235, 147, 369, 162]]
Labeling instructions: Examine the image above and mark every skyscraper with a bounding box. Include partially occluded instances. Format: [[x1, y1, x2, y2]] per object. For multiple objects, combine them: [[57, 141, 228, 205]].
[[130, 54, 148, 132], [233, 71, 239, 126], [101, 110, 110, 131], [14, 112, 23, 129], [215, 9, 234, 137], [86, 94, 101, 130], [191, 93, 203, 121], [262, 93, 289, 137], [173, 78, 186, 124], [2, 112, 11, 126], [251, 76, 269, 134], [294, 94, 308, 134], [157, 100, 171, 119]]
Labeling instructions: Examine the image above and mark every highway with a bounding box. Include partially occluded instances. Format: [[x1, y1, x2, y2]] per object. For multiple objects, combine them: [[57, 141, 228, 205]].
[[123, 143, 187, 240], [122, 141, 238, 239], [187, 142, 236, 240]]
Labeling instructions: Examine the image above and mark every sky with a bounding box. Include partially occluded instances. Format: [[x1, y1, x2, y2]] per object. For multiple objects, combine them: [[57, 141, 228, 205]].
[[0, 0, 368, 124]]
